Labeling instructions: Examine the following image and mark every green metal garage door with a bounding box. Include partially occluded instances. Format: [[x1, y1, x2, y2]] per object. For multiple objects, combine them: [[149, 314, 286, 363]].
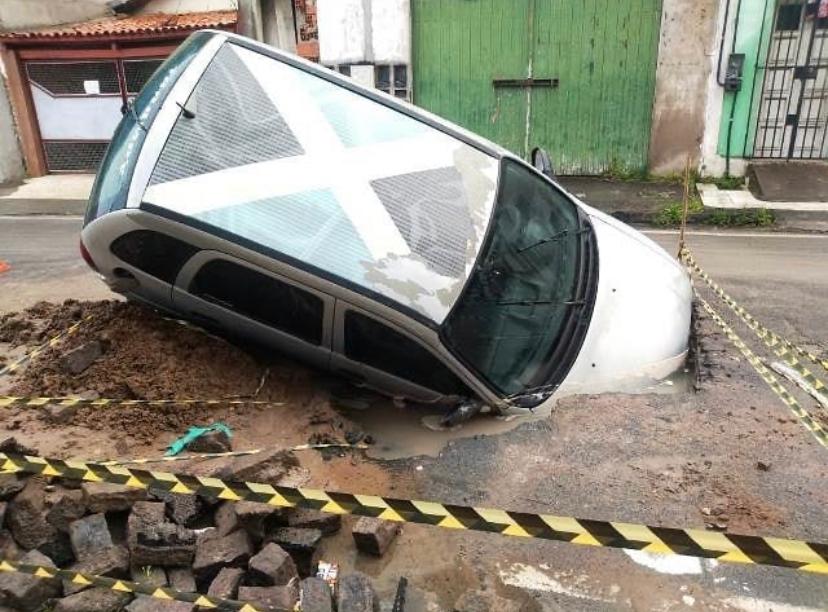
[[412, 0, 663, 175]]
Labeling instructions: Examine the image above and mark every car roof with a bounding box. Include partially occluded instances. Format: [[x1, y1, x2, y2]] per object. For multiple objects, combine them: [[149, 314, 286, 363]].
[[139, 34, 501, 325]]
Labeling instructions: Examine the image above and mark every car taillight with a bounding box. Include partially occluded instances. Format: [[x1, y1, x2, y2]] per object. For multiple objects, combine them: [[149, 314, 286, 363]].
[[79, 239, 98, 272]]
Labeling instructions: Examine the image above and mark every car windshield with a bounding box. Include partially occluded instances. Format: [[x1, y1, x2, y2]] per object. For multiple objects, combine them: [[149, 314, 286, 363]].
[[442, 159, 585, 397]]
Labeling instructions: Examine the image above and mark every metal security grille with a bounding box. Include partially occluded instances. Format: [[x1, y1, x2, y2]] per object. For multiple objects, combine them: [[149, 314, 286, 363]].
[[43, 141, 109, 172], [123, 59, 164, 94], [27, 61, 120, 95], [26, 57, 168, 172], [754, 0, 828, 159]]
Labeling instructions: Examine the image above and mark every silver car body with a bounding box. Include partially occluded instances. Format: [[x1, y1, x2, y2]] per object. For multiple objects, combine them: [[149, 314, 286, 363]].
[[81, 31, 692, 413]]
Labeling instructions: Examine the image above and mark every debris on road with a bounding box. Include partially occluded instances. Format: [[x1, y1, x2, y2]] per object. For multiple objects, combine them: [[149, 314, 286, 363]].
[[352, 517, 400, 557], [166, 423, 233, 456]]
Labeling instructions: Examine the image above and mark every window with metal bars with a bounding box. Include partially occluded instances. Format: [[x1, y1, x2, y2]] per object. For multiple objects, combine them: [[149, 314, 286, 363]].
[[375, 64, 409, 100], [27, 61, 120, 96]]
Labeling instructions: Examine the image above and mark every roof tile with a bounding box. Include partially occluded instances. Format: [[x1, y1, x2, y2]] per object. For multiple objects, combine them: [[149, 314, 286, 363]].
[[0, 10, 237, 41]]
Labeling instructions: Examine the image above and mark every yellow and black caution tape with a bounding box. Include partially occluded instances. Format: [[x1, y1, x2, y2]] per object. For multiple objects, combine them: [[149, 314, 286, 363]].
[[97, 442, 369, 466], [0, 451, 826, 573], [0, 315, 92, 377], [0, 396, 284, 408], [682, 249, 828, 375], [696, 292, 828, 449], [0, 559, 266, 611]]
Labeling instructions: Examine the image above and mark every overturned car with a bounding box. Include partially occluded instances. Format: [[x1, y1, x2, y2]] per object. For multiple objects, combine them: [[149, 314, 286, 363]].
[[81, 30, 692, 415]]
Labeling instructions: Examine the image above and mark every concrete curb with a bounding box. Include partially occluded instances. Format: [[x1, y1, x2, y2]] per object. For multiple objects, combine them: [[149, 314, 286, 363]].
[[0, 199, 87, 216]]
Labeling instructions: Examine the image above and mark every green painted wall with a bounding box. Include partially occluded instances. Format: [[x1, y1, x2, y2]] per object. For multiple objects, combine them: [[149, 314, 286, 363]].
[[716, 0, 776, 158], [412, 0, 663, 175]]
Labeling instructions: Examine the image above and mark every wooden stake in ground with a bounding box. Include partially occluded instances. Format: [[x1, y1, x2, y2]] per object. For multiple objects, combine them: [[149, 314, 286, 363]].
[[677, 154, 692, 257]]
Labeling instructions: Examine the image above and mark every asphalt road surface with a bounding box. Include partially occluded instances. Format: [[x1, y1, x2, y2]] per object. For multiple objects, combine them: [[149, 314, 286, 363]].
[[2, 217, 826, 321], [1, 216, 827, 610]]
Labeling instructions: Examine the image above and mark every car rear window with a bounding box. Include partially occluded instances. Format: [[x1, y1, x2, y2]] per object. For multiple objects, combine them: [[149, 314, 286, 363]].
[[344, 311, 470, 396], [189, 259, 324, 345], [110, 230, 198, 284]]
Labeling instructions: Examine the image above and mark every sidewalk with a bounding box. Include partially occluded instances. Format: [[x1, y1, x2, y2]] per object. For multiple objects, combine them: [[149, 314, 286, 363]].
[[558, 176, 828, 234], [0, 175, 92, 216]]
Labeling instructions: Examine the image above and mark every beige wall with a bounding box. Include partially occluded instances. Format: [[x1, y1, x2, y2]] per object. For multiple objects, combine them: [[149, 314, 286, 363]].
[[648, 0, 719, 175], [0, 74, 23, 183], [139, 0, 237, 14], [0, 0, 111, 31]]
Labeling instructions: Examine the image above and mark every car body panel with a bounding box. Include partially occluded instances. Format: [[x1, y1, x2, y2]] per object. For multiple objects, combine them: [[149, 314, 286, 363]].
[[555, 205, 692, 395], [82, 30, 692, 412]]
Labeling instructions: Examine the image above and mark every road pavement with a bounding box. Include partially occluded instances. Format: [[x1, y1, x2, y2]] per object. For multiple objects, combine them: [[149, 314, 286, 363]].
[[1, 217, 827, 610]]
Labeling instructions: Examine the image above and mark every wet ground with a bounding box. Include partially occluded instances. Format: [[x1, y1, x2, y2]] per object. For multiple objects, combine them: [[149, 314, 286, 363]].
[[0, 219, 827, 610]]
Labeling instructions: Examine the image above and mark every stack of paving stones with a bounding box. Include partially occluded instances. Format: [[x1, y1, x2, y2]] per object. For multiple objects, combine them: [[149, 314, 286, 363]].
[[0, 440, 401, 612]]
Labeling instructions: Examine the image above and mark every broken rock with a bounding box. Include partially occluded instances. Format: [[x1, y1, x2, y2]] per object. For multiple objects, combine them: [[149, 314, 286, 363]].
[[8, 480, 58, 549], [83, 482, 147, 513], [68, 513, 112, 560], [0, 530, 22, 561], [43, 403, 79, 425], [301, 577, 333, 612], [238, 585, 299, 612], [206, 567, 244, 600], [53, 587, 131, 612], [192, 529, 253, 583], [128, 502, 195, 567], [187, 429, 231, 453], [0, 438, 37, 456], [61, 340, 103, 375], [234, 500, 286, 539], [167, 567, 196, 593], [267, 527, 321, 577], [212, 448, 299, 484], [352, 517, 400, 557], [63, 546, 129, 595], [248, 542, 299, 586], [46, 488, 86, 532], [213, 502, 239, 536], [0, 474, 26, 501], [152, 490, 205, 528], [0, 550, 61, 612], [337, 572, 379, 612], [287, 508, 341, 536]]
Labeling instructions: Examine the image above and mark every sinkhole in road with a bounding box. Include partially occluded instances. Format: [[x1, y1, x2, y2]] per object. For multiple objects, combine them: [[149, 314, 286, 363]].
[[329, 364, 691, 461]]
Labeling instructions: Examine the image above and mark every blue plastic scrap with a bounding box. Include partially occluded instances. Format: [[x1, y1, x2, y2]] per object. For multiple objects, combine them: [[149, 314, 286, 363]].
[[165, 422, 233, 456]]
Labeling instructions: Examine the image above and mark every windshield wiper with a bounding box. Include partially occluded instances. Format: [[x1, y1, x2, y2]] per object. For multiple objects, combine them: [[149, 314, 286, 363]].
[[517, 226, 591, 254]]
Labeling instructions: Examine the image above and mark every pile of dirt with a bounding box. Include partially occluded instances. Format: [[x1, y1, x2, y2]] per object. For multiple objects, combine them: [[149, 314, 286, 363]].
[[1, 300, 352, 447]]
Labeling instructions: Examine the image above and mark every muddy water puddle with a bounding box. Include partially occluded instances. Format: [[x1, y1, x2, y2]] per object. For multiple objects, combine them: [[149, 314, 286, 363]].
[[329, 365, 691, 460]]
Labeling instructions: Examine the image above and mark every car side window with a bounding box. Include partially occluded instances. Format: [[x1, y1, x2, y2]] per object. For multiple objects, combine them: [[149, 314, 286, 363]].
[[343, 311, 471, 396], [110, 230, 199, 283], [189, 259, 324, 345]]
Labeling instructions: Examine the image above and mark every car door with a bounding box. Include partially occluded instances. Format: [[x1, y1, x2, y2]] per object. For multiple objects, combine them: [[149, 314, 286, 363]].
[[172, 251, 334, 370], [330, 301, 472, 404]]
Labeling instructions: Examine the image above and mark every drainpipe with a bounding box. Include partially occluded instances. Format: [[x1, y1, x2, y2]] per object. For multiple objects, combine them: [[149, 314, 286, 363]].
[[724, 0, 743, 177]]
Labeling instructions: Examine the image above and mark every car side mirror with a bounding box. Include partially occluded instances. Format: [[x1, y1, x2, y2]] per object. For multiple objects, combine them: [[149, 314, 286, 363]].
[[531, 147, 555, 179]]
